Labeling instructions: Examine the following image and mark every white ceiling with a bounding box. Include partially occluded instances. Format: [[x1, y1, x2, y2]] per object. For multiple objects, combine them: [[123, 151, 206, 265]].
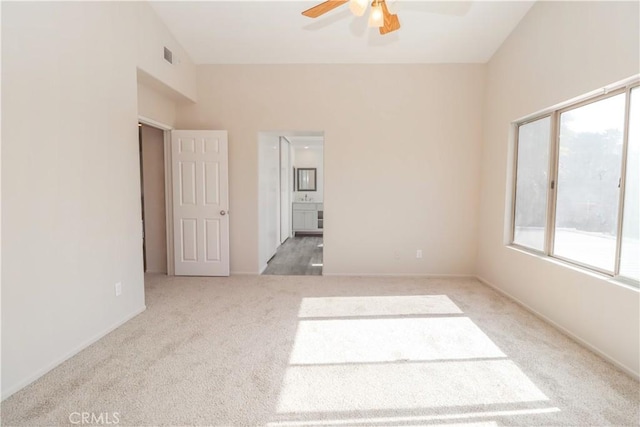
[[150, 1, 534, 64]]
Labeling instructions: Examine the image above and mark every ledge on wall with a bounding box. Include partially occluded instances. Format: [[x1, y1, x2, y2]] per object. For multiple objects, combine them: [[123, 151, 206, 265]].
[[137, 68, 196, 104]]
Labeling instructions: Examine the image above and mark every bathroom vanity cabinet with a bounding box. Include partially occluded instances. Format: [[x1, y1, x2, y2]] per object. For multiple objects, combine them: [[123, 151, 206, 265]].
[[292, 203, 323, 234]]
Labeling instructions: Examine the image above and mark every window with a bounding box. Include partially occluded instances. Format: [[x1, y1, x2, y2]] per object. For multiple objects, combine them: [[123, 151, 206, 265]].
[[513, 117, 551, 251], [511, 80, 639, 285], [554, 94, 625, 272], [620, 87, 640, 281]]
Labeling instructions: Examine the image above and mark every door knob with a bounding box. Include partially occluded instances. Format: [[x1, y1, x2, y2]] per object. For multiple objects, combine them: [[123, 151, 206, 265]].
[[220, 210, 227, 216]]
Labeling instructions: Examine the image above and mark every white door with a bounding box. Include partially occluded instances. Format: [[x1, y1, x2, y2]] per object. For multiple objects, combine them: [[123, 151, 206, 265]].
[[171, 130, 229, 276], [280, 138, 291, 243]]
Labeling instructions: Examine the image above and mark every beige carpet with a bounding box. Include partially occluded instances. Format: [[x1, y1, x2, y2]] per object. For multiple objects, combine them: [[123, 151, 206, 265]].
[[2, 274, 639, 426]]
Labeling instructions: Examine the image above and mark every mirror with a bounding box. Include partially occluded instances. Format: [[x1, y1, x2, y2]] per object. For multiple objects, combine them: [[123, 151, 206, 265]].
[[297, 168, 317, 191]]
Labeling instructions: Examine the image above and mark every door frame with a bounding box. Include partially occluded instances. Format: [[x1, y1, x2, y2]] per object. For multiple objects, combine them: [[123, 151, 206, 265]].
[[280, 136, 293, 244], [138, 115, 175, 276]]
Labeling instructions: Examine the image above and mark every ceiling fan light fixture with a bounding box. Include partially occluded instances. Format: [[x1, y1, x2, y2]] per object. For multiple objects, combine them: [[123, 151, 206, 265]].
[[349, 0, 367, 17], [368, 2, 384, 28], [302, 0, 399, 35]]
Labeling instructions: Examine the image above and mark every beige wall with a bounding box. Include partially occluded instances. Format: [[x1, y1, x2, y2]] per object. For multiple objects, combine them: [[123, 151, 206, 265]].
[[1, 1, 143, 398], [136, 0, 195, 129], [1, 1, 196, 398], [137, 82, 177, 128], [136, 3, 197, 102], [176, 65, 486, 275], [141, 125, 168, 274], [477, 1, 640, 376]]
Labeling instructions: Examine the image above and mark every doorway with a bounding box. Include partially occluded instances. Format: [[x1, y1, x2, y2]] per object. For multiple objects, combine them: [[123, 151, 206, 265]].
[[258, 132, 324, 275], [139, 123, 168, 274], [137, 123, 229, 277]]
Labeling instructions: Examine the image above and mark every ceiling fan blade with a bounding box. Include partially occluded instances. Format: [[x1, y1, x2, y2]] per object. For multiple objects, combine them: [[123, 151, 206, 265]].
[[302, 0, 349, 18], [380, 0, 401, 34]]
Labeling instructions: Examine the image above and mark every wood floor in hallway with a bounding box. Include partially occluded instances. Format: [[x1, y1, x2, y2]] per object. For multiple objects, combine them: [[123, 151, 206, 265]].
[[263, 236, 323, 275]]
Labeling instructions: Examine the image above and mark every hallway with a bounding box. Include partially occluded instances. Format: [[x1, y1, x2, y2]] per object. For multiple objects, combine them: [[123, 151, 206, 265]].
[[263, 236, 323, 275]]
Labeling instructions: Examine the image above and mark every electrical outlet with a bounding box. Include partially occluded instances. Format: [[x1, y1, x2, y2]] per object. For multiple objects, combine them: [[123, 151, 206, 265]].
[[115, 282, 122, 297], [416, 249, 423, 259]]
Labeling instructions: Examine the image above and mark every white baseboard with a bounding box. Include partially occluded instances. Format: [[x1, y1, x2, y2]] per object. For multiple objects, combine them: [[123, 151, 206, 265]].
[[230, 270, 259, 276], [475, 275, 639, 380], [1, 305, 147, 401], [322, 273, 475, 279]]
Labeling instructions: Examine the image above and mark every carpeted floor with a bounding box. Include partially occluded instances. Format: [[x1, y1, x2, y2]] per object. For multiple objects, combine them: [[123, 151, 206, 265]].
[[2, 274, 639, 426]]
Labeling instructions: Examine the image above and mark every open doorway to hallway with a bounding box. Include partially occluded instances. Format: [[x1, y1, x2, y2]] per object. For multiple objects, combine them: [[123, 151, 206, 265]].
[[139, 123, 168, 274], [258, 132, 324, 276]]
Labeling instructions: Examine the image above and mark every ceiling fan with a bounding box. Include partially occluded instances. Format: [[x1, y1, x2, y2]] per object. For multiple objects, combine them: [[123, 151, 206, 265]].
[[302, 0, 401, 35]]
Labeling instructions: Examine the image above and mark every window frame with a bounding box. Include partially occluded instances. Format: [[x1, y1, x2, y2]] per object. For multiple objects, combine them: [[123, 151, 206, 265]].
[[509, 78, 640, 285], [510, 114, 553, 256]]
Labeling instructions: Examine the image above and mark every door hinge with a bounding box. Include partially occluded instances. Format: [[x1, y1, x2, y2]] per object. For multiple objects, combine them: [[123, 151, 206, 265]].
[[550, 180, 555, 190]]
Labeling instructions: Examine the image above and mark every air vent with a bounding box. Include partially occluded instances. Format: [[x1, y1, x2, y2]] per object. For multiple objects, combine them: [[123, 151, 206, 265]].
[[163, 47, 173, 64]]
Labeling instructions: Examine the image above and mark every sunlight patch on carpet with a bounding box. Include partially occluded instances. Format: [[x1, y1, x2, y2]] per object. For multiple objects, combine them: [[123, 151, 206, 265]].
[[276, 360, 548, 413], [289, 317, 506, 364], [298, 295, 463, 318]]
